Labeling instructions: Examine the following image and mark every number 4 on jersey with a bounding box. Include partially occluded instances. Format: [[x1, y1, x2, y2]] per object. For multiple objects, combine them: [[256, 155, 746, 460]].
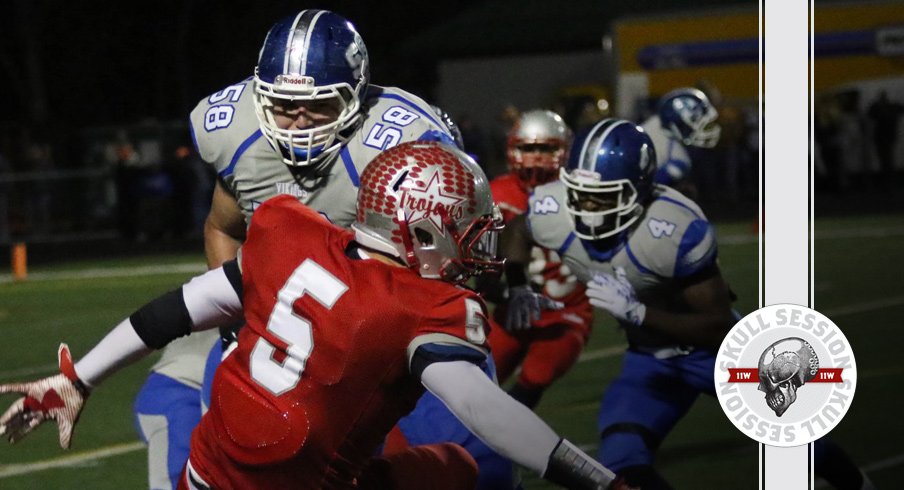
[[647, 218, 676, 238], [532, 196, 560, 215]]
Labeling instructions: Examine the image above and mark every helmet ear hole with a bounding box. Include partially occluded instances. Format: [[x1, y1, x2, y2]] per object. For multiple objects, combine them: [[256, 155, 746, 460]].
[[414, 228, 434, 247]]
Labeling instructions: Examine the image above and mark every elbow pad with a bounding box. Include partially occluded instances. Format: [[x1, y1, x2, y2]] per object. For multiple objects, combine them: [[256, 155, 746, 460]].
[[130, 288, 193, 349]]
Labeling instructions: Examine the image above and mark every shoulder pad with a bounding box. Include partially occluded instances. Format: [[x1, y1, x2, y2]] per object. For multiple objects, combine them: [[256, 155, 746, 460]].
[[343, 86, 451, 173], [189, 78, 259, 171], [627, 186, 716, 278], [527, 181, 573, 252]]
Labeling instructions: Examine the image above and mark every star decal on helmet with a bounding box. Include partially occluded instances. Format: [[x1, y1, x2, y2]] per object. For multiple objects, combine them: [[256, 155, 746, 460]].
[[400, 170, 466, 236]]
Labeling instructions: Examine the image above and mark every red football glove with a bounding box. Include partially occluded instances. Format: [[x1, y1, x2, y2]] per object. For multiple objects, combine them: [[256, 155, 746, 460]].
[[0, 344, 89, 449]]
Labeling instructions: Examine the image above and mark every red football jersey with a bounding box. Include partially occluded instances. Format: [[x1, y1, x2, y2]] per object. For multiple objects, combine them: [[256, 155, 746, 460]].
[[189, 195, 489, 490], [490, 173, 591, 329]]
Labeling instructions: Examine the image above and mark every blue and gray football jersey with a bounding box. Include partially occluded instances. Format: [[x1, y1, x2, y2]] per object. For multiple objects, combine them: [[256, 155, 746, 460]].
[[149, 80, 452, 383], [641, 115, 692, 186], [189, 78, 453, 228], [528, 182, 717, 348]]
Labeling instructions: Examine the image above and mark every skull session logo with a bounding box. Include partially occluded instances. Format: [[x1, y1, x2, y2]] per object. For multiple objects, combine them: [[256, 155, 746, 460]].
[[714, 304, 857, 447]]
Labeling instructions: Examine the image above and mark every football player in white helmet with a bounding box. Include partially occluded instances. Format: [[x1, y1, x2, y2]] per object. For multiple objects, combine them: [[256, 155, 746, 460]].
[[0, 142, 629, 490], [640, 87, 721, 199], [482, 110, 596, 410], [132, 10, 510, 490]]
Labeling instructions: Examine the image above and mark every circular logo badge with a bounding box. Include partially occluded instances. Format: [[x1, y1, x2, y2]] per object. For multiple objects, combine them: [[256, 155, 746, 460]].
[[714, 304, 857, 447]]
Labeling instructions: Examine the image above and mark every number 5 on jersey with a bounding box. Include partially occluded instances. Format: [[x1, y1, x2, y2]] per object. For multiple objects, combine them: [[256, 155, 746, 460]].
[[250, 259, 349, 395]]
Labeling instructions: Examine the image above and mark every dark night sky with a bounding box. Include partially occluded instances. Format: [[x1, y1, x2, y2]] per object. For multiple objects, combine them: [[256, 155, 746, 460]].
[[0, 0, 758, 165], [0, 1, 486, 131]]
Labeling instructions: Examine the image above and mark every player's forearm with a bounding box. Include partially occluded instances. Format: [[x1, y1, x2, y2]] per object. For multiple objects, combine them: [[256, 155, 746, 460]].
[[421, 361, 615, 489], [422, 360, 557, 472], [74, 266, 243, 388], [204, 181, 247, 268], [204, 222, 243, 269], [641, 307, 733, 348], [74, 318, 152, 388]]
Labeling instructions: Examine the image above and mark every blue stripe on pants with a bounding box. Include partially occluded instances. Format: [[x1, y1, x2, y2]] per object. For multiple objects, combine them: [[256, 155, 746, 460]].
[[134, 372, 201, 490]]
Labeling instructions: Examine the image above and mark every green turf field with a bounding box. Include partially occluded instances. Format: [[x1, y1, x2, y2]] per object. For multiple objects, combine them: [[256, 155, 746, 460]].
[[0, 214, 900, 489]]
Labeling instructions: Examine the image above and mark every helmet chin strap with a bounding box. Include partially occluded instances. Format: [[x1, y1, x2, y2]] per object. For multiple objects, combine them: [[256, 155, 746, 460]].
[[397, 208, 421, 273]]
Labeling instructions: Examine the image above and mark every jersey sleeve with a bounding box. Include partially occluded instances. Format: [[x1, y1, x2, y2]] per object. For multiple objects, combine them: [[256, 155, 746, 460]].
[[628, 189, 718, 279], [654, 141, 692, 186], [406, 291, 490, 379], [360, 86, 451, 150], [188, 78, 257, 171], [491, 175, 528, 223], [673, 217, 717, 278], [526, 181, 574, 252]]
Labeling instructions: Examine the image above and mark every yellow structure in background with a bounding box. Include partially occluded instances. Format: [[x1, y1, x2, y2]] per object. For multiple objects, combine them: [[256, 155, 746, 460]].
[[615, 8, 758, 100], [614, 1, 904, 100], [814, 2, 904, 93]]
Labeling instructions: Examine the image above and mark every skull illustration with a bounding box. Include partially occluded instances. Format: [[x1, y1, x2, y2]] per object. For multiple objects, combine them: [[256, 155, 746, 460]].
[[757, 337, 819, 417]]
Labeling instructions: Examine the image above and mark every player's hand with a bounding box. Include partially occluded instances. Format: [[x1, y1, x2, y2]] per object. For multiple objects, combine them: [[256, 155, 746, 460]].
[[505, 285, 564, 331], [0, 344, 89, 449], [586, 268, 646, 327]]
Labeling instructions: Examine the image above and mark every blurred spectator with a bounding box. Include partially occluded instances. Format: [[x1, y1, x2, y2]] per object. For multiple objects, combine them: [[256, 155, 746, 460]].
[[741, 103, 760, 202], [165, 143, 213, 239], [867, 90, 904, 183], [0, 150, 10, 243], [487, 104, 521, 179], [24, 139, 55, 235], [457, 113, 492, 175], [836, 91, 870, 190], [815, 95, 843, 191], [113, 132, 143, 241], [714, 100, 745, 205]]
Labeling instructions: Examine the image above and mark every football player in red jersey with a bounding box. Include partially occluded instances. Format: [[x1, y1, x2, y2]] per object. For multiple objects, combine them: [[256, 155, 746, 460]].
[[486, 110, 594, 409], [0, 142, 628, 490]]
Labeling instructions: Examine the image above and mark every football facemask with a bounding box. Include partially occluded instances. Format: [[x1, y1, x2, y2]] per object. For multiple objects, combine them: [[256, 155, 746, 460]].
[[253, 10, 369, 167]]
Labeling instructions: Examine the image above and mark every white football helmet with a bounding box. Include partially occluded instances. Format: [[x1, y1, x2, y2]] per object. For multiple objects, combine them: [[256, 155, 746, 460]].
[[353, 141, 504, 284], [506, 110, 572, 188], [658, 88, 721, 148]]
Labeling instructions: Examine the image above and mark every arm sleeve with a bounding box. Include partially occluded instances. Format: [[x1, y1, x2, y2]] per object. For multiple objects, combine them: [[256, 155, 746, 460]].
[[182, 260, 243, 330], [407, 293, 489, 377], [420, 360, 559, 475], [74, 318, 150, 389], [674, 218, 718, 278], [73, 265, 242, 388]]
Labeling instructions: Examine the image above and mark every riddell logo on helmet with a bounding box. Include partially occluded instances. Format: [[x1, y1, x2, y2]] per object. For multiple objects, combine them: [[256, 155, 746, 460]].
[[714, 304, 856, 447], [400, 170, 466, 235], [275, 75, 315, 89]]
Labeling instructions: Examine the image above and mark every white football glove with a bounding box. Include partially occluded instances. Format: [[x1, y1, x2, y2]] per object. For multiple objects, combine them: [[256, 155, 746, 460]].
[[0, 344, 89, 449], [586, 268, 646, 327], [505, 285, 565, 332]]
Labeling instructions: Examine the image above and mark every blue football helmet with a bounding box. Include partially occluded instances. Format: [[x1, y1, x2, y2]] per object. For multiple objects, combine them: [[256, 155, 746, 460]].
[[253, 10, 369, 167], [429, 105, 465, 152], [658, 88, 721, 148], [560, 119, 656, 240]]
